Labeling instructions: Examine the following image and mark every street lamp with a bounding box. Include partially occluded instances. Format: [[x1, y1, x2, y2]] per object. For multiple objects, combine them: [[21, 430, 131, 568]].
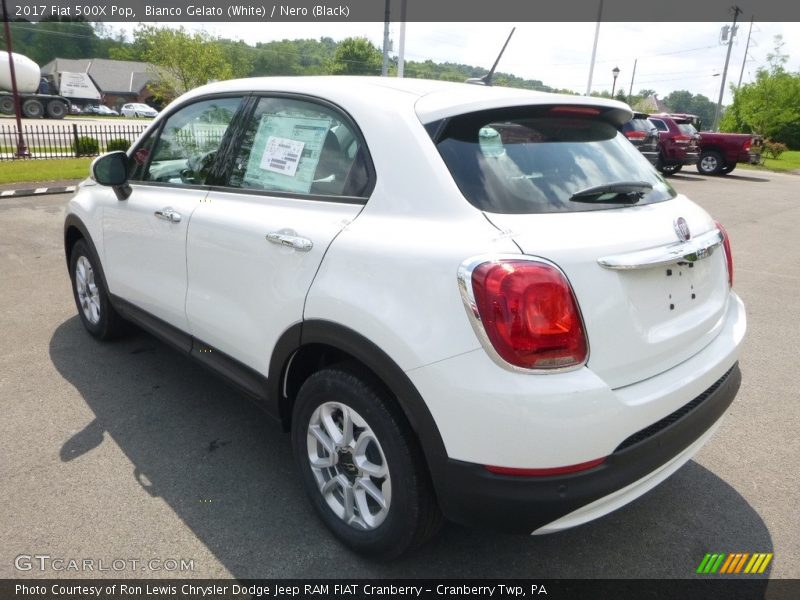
[[611, 66, 620, 97]]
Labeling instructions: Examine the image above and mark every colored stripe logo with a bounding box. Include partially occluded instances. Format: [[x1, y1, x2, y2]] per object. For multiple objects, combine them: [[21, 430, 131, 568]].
[[696, 553, 773, 574]]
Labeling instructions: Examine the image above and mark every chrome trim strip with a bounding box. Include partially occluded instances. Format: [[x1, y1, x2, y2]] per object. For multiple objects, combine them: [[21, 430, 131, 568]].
[[597, 229, 723, 270], [456, 254, 590, 375]]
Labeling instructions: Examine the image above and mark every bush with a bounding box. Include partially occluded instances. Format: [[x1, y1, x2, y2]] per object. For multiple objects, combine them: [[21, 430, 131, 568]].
[[106, 138, 131, 152], [73, 136, 100, 157], [763, 140, 788, 160]]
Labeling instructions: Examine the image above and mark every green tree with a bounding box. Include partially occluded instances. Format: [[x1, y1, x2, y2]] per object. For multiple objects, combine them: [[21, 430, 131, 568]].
[[720, 35, 800, 148], [130, 25, 243, 102], [662, 90, 715, 129], [329, 37, 381, 75]]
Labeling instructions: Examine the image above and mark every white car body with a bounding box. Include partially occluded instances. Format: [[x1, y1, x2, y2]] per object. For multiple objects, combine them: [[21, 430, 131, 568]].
[[64, 77, 745, 553], [120, 102, 158, 118]]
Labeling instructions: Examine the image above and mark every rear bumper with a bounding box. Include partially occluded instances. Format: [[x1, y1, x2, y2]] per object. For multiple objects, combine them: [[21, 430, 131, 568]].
[[680, 150, 701, 165], [744, 152, 761, 164], [434, 363, 741, 534]]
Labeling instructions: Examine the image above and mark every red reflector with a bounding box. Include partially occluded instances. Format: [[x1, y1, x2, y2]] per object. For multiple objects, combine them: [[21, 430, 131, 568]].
[[624, 131, 647, 140], [715, 220, 734, 287], [486, 457, 606, 477], [471, 260, 587, 369], [550, 106, 601, 115]]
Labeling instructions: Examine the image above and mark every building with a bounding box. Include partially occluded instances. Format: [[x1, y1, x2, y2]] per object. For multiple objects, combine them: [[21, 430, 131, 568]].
[[40, 58, 156, 109]]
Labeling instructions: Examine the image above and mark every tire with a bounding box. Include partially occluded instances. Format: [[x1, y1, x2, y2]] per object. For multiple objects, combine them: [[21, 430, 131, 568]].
[[697, 151, 724, 175], [68, 239, 127, 340], [22, 98, 44, 119], [658, 163, 682, 176], [0, 96, 14, 114], [46, 99, 67, 119], [291, 366, 442, 559], [720, 162, 736, 175]]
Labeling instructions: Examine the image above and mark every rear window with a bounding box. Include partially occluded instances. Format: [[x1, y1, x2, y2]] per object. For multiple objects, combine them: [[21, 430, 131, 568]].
[[621, 118, 655, 133], [434, 107, 676, 214], [678, 123, 698, 136]]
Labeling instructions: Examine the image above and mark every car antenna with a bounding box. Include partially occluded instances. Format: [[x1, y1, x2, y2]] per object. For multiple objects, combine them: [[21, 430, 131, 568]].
[[466, 27, 516, 86]]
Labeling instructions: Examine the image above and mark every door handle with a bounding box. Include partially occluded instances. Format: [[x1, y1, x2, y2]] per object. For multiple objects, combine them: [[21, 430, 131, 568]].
[[154, 207, 182, 223], [266, 231, 313, 252]]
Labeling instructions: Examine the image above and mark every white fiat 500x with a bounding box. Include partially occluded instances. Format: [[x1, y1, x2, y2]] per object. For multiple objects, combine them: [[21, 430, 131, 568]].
[[65, 77, 745, 559]]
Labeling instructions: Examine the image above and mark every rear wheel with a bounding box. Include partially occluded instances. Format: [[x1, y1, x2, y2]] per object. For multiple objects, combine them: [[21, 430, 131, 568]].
[[697, 151, 724, 175], [69, 239, 126, 340], [658, 162, 682, 176], [0, 96, 14, 114], [46, 100, 67, 119], [720, 162, 736, 175], [22, 98, 44, 119], [291, 366, 442, 559]]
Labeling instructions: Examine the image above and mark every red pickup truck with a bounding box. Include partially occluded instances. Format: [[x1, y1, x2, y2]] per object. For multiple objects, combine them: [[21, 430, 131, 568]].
[[654, 113, 762, 175]]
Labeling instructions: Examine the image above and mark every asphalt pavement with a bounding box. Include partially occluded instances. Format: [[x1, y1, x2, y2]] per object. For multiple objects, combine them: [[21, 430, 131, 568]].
[[0, 169, 797, 582]]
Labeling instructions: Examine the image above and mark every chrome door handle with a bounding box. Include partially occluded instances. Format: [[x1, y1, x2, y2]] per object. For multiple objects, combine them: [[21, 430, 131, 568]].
[[154, 207, 182, 223], [266, 232, 313, 252]]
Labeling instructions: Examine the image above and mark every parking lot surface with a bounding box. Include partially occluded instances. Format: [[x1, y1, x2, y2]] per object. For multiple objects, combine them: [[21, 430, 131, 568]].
[[1, 169, 798, 580]]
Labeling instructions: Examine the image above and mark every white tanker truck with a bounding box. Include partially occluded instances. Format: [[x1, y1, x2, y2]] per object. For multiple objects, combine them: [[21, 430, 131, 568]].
[[0, 51, 71, 119]]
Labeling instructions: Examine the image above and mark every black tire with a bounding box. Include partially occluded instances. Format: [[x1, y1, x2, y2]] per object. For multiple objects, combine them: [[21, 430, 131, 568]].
[[658, 162, 682, 176], [0, 96, 14, 114], [46, 99, 67, 119], [720, 162, 736, 175], [291, 366, 442, 559], [697, 151, 724, 175], [22, 98, 44, 119], [68, 239, 127, 340]]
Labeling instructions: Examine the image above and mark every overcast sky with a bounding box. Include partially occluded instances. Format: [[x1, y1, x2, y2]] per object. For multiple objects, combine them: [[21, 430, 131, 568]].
[[110, 21, 800, 103]]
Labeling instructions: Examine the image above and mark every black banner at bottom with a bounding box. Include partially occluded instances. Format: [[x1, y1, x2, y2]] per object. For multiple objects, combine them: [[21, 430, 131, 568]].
[[3, 579, 799, 600]]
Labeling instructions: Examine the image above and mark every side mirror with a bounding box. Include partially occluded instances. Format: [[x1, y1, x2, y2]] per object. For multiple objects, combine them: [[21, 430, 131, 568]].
[[91, 151, 131, 200]]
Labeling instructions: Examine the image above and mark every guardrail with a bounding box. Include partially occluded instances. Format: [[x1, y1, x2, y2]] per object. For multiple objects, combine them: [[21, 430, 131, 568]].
[[0, 122, 149, 161]]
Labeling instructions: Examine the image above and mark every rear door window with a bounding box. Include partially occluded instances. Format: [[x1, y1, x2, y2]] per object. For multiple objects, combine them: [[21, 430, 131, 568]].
[[434, 107, 675, 214]]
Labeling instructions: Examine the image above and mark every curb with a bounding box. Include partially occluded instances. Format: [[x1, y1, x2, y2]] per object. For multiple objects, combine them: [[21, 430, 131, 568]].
[[0, 185, 76, 198]]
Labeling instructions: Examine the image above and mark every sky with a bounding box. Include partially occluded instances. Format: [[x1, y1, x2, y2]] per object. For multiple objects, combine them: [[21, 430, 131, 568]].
[[109, 21, 800, 104]]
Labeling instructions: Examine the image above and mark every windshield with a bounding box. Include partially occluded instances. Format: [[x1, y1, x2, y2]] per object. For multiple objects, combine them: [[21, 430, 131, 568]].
[[434, 107, 676, 214]]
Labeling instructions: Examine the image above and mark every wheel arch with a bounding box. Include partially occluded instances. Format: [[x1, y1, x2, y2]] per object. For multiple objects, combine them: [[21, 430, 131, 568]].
[[64, 214, 111, 294], [269, 320, 449, 469]]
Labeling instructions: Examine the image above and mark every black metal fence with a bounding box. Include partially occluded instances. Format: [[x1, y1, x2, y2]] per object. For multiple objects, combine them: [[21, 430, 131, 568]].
[[0, 122, 149, 160]]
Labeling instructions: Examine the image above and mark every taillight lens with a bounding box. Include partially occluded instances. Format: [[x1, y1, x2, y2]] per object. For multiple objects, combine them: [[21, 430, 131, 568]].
[[674, 134, 692, 144], [743, 139, 752, 152], [715, 220, 733, 287], [470, 260, 587, 369], [624, 130, 647, 140]]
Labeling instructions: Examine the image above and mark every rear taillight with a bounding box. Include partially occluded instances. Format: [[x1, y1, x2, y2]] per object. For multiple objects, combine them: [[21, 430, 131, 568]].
[[674, 134, 692, 144], [624, 131, 647, 140], [466, 259, 587, 370], [715, 220, 734, 287], [743, 139, 752, 152]]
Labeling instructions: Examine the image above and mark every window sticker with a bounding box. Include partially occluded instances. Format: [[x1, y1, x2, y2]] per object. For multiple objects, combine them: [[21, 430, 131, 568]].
[[245, 114, 332, 194]]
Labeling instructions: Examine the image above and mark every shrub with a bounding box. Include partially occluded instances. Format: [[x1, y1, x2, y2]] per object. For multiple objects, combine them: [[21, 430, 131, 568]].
[[763, 140, 788, 160], [73, 136, 100, 157], [106, 138, 131, 152]]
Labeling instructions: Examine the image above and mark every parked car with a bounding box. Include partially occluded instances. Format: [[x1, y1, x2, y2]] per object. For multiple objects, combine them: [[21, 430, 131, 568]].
[[65, 77, 745, 559], [69, 103, 82, 115], [619, 112, 659, 165], [120, 102, 158, 118], [84, 104, 120, 117], [662, 113, 762, 175], [648, 113, 701, 175]]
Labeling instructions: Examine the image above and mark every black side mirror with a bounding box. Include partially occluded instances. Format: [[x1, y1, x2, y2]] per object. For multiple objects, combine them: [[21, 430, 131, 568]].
[[91, 151, 131, 200]]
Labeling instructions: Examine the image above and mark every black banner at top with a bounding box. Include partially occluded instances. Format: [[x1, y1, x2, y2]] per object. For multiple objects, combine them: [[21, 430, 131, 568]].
[[5, 0, 800, 23]]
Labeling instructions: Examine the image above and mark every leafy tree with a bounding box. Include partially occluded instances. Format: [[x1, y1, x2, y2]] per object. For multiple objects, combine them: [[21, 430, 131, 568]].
[[720, 35, 800, 148], [329, 37, 381, 75], [130, 25, 245, 102], [662, 90, 716, 129]]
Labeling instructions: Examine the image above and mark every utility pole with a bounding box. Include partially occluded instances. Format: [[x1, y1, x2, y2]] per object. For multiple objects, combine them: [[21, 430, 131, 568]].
[[712, 5, 742, 131], [397, 0, 407, 78], [1, 0, 29, 157], [381, 0, 391, 77], [628, 58, 638, 104], [585, 0, 604, 95], [737, 16, 754, 89]]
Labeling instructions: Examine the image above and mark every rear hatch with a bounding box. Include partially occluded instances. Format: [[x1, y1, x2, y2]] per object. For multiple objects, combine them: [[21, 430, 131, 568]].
[[431, 104, 730, 389]]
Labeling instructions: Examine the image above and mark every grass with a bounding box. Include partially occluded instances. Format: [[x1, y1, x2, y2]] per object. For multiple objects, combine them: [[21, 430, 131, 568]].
[[0, 157, 91, 185], [740, 150, 800, 173]]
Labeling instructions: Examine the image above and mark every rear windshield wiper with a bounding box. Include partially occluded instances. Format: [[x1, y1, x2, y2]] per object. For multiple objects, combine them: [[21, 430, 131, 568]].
[[569, 181, 653, 204]]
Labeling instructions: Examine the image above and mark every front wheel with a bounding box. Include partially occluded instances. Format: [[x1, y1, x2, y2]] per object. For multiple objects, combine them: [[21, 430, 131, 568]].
[[69, 239, 126, 340], [291, 366, 442, 559]]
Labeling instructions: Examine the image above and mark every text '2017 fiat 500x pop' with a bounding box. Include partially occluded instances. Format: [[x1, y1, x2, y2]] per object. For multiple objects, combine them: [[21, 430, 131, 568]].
[[65, 77, 745, 559]]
